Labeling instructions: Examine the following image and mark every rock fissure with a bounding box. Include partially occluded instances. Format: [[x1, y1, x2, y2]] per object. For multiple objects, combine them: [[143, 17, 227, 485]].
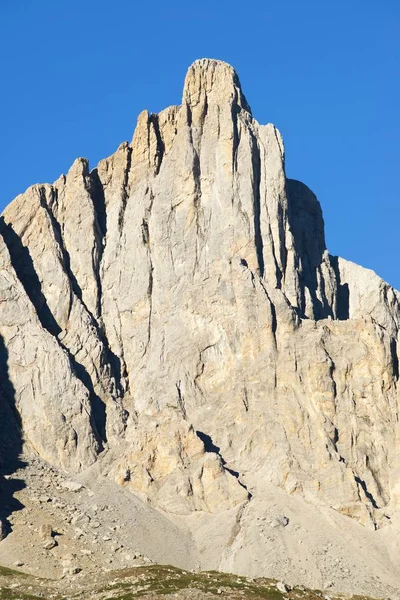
[[354, 475, 379, 511], [142, 191, 155, 358], [88, 169, 107, 321], [175, 381, 187, 420], [195, 431, 251, 498], [149, 114, 165, 175], [40, 187, 124, 400], [390, 338, 399, 381], [249, 131, 264, 279]]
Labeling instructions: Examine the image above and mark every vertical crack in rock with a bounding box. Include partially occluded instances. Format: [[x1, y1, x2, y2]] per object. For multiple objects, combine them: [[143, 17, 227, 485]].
[[141, 219, 150, 245], [260, 280, 278, 342], [149, 114, 165, 175], [98, 146, 133, 395], [276, 196, 288, 280], [193, 146, 203, 276], [142, 190, 154, 357], [250, 129, 283, 286], [321, 340, 337, 400], [231, 96, 240, 174], [231, 100, 243, 224], [0, 217, 107, 449], [89, 168, 107, 321], [195, 430, 252, 498], [316, 264, 330, 317], [332, 265, 350, 321], [186, 93, 208, 276], [86, 169, 126, 396], [242, 387, 249, 412], [332, 427, 345, 462], [146, 261, 153, 356], [62, 349, 108, 449], [175, 381, 187, 420], [354, 475, 379, 510], [249, 132, 264, 279], [272, 125, 288, 279], [187, 107, 205, 277], [390, 338, 399, 381], [118, 146, 133, 231], [199, 93, 209, 134], [39, 188, 84, 318], [40, 188, 124, 400]]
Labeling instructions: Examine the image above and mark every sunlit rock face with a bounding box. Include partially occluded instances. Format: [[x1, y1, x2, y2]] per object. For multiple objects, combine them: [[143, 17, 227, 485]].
[[1, 58, 400, 533]]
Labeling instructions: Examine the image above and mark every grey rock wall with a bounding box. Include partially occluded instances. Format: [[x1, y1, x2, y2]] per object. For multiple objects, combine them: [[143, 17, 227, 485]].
[[1, 58, 399, 529]]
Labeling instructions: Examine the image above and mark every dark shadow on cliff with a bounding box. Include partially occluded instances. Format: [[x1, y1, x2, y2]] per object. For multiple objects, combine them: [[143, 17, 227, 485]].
[[330, 255, 350, 320], [196, 430, 251, 497], [0, 217, 107, 448], [0, 335, 26, 535], [0, 218, 61, 337], [88, 172, 125, 400], [286, 179, 350, 321]]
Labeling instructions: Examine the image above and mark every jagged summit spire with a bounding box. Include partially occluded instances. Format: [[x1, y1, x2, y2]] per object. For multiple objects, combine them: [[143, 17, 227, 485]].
[[182, 58, 252, 115]]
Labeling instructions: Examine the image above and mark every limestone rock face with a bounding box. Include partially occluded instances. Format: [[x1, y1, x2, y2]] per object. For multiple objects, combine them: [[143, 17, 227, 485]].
[[1, 58, 400, 592], [107, 414, 249, 515], [0, 234, 99, 470]]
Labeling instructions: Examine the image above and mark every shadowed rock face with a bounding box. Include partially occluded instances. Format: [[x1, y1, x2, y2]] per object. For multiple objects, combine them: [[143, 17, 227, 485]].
[[1, 58, 400, 529]]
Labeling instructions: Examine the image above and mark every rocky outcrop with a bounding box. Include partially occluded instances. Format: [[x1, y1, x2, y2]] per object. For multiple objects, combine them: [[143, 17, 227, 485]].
[[1, 58, 400, 594], [108, 414, 249, 514], [0, 233, 99, 470]]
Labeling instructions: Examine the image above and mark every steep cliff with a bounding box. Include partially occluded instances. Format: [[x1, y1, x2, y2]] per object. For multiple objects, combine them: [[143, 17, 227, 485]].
[[1, 59, 400, 597]]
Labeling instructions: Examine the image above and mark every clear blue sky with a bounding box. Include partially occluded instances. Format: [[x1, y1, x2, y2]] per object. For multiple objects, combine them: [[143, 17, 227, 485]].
[[1, 1, 399, 287]]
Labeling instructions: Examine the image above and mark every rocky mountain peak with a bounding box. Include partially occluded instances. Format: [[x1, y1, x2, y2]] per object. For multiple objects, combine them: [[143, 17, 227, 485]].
[[183, 58, 252, 115], [1, 60, 400, 598]]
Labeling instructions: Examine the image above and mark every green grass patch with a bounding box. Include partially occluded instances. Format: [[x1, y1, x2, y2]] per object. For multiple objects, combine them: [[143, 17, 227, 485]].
[[0, 565, 28, 577], [0, 562, 381, 600], [98, 565, 286, 599], [0, 590, 47, 600]]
